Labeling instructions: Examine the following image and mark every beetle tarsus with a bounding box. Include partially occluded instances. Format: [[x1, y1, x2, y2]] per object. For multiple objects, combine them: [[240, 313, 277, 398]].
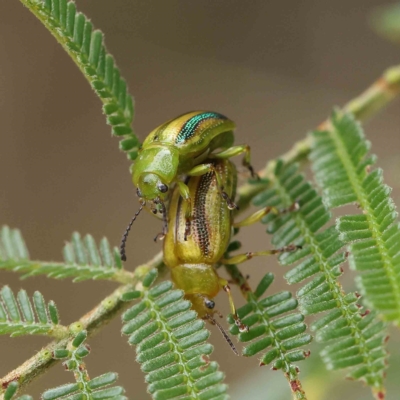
[[235, 317, 249, 333], [247, 164, 259, 180], [279, 201, 301, 215], [184, 219, 191, 241], [221, 191, 239, 210], [153, 232, 165, 242], [277, 244, 302, 253]]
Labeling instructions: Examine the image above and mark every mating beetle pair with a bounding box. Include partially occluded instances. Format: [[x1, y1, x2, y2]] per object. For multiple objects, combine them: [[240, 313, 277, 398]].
[[163, 158, 299, 345], [121, 111, 299, 351], [120, 111, 256, 262]]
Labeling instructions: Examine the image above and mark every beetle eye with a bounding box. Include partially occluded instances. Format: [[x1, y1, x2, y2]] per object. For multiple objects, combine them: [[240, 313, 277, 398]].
[[204, 299, 215, 309], [136, 188, 143, 198], [157, 183, 168, 193]]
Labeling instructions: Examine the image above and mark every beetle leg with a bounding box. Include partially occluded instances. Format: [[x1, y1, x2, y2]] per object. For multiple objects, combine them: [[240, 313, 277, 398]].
[[219, 278, 249, 333], [187, 163, 238, 210], [220, 244, 302, 265], [233, 201, 300, 228], [176, 181, 192, 240], [211, 144, 258, 179], [153, 232, 165, 242]]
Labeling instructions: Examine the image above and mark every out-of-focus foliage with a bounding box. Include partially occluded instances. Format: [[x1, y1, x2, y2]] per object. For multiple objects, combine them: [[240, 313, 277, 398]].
[[371, 2, 400, 43]]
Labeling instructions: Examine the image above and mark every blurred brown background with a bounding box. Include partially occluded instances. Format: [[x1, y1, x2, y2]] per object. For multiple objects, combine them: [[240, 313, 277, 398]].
[[1, 1, 400, 399]]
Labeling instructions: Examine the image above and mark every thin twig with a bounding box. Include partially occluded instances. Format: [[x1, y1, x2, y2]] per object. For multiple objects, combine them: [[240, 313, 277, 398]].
[[0, 253, 164, 397], [236, 64, 400, 211]]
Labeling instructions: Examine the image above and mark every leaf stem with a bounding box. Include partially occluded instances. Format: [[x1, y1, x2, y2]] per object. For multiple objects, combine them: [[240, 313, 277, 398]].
[[0, 260, 136, 284], [237, 64, 400, 210], [0, 253, 164, 397], [223, 268, 308, 398], [18, 0, 137, 155]]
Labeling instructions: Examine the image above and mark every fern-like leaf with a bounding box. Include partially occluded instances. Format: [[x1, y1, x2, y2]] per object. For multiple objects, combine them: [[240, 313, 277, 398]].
[[311, 111, 400, 324], [371, 2, 400, 43], [60, 232, 127, 281], [43, 330, 126, 400], [252, 161, 387, 395], [0, 227, 133, 283], [121, 269, 228, 400], [228, 272, 311, 399], [0, 286, 66, 337], [20, 0, 139, 160]]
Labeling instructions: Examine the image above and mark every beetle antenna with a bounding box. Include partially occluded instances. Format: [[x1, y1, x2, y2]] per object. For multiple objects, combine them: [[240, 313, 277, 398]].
[[207, 315, 239, 356], [120, 204, 144, 262]]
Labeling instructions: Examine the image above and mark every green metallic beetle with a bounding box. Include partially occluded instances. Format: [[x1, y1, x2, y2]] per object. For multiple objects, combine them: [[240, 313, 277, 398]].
[[120, 111, 256, 261], [163, 158, 299, 352]]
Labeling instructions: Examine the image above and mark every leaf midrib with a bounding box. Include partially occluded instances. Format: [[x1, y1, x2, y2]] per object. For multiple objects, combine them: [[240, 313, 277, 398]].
[[274, 176, 382, 388], [145, 289, 200, 399], [329, 121, 400, 322]]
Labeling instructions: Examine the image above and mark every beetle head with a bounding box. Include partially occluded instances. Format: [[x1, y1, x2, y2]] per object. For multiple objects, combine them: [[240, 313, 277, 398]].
[[132, 146, 179, 202], [185, 294, 218, 320], [187, 294, 247, 353], [137, 173, 169, 203]]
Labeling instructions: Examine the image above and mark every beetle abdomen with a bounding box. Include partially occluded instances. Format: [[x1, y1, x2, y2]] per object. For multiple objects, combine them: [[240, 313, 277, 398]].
[[170, 263, 220, 297]]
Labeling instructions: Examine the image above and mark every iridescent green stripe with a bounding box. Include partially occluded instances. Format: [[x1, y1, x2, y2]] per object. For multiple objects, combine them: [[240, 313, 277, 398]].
[[175, 112, 227, 144]]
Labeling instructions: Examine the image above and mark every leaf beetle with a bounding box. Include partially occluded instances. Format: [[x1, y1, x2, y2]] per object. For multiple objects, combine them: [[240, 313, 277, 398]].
[[121, 111, 257, 261], [162, 158, 300, 353]]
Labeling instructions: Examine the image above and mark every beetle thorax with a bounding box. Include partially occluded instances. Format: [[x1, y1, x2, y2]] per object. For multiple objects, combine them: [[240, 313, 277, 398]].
[[132, 146, 179, 201]]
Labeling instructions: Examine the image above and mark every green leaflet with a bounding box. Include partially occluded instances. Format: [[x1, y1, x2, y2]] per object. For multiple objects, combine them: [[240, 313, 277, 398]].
[[0, 285, 66, 338], [60, 232, 127, 281], [228, 272, 311, 400], [3, 382, 32, 400], [19, 0, 139, 160], [42, 330, 126, 400], [121, 269, 229, 400], [0, 226, 133, 283], [252, 161, 387, 394], [311, 112, 400, 323]]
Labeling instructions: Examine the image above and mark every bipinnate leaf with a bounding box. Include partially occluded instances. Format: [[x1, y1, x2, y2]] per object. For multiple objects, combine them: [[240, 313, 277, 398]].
[[252, 161, 387, 396], [42, 330, 126, 400], [311, 111, 400, 324], [19, 0, 139, 160], [0, 286, 65, 338], [0, 227, 131, 283], [228, 273, 311, 399], [121, 269, 229, 400]]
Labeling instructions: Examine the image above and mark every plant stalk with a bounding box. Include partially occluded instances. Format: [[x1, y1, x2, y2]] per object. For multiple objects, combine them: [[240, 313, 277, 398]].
[[0, 253, 164, 397], [236, 64, 400, 210]]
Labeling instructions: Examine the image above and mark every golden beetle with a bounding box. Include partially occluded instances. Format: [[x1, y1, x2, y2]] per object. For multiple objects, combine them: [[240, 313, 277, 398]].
[[163, 158, 299, 349], [120, 111, 256, 261]]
